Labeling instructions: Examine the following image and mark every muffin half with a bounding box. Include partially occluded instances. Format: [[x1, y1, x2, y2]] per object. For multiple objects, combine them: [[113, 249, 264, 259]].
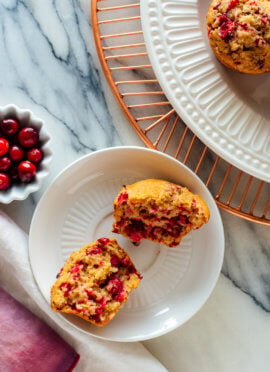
[[51, 238, 141, 326], [112, 179, 210, 247]]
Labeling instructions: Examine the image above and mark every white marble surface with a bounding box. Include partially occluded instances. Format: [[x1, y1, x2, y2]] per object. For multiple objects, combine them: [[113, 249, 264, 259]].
[[0, 0, 269, 371]]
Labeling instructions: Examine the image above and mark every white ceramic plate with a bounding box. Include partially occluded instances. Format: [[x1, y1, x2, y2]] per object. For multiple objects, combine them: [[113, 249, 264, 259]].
[[140, 0, 270, 182], [29, 147, 224, 342]]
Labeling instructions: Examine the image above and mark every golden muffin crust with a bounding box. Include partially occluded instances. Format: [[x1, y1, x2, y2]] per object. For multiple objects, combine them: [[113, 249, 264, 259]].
[[51, 238, 141, 327], [112, 179, 210, 247], [206, 0, 270, 73]]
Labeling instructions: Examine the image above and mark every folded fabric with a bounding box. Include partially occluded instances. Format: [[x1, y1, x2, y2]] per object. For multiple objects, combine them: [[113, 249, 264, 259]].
[[0, 211, 167, 372], [0, 287, 79, 372]]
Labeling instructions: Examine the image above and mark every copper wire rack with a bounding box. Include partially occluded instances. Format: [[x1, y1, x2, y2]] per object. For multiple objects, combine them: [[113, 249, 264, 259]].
[[92, 0, 270, 225]]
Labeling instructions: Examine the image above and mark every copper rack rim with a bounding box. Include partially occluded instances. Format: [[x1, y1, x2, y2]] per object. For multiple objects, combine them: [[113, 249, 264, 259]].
[[92, 0, 269, 226], [105, 52, 148, 60], [102, 42, 146, 50], [98, 15, 141, 24], [109, 64, 152, 70], [100, 30, 143, 39], [115, 79, 159, 85], [97, 3, 140, 12]]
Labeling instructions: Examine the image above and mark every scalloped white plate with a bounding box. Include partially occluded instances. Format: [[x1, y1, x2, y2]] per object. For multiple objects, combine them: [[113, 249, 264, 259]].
[[29, 147, 224, 341], [140, 0, 270, 182]]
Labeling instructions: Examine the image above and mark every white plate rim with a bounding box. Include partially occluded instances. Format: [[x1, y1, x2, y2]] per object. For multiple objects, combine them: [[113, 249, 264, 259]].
[[29, 146, 225, 342], [140, 0, 270, 182]]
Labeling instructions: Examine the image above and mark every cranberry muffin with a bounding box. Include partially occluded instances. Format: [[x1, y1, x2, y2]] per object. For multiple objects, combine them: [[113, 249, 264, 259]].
[[206, 0, 270, 73], [51, 238, 141, 327], [112, 179, 210, 247]]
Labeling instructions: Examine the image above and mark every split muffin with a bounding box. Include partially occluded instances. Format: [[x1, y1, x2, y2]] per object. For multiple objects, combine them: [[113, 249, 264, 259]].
[[51, 238, 141, 327], [112, 179, 210, 247]]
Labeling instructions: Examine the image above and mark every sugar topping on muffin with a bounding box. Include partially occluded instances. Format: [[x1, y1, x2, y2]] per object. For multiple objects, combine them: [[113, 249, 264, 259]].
[[207, 0, 270, 73]]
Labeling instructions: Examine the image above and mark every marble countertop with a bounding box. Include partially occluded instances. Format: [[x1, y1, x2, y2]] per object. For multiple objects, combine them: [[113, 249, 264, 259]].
[[0, 1, 269, 371]]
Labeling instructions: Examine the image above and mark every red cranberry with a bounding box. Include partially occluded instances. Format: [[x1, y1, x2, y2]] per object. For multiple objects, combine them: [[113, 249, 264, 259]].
[[0, 156, 11, 171], [117, 192, 128, 204], [27, 148, 43, 163], [9, 145, 24, 162], [0, 138, 9, 156], [227, 0, 239, 11], [0, 173, 10, 190], [60, 283, 72, 297], [70, 264, 83, 274], [107, 277, 124, 296], [95, 298, 107, 314], [0, 118, 19, 136], [18, 161, 36, 182], [97, 238, 110, 246], [114, 292, 125, 302], [18, 127, 39, 148], [110, 255, 120, 267], [9, 166, 19, 183], [121, 257, 130, 266], [87, 246, 103, 255]]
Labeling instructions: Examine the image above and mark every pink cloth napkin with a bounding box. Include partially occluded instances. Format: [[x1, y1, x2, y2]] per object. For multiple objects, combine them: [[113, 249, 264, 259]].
[[0, 287, 79, 372]]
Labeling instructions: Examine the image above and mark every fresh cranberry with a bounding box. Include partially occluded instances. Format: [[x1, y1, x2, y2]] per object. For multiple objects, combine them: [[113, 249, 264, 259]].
[[0, 138, 9, 156], [227, 0, 239, 11], [60, 283, 72, 297], [85, 289, 95, 301], [18, 161, 36, 182], [87, 246, 102, 255], [171, 226, 181, 238], [179, 215, 188, 225], [0, 173, 10, 190], [95, 297, 107, 314], [125, 219, 146, 242], [107, 277, 124, 296], [114, 292, 125, 302], [121, 257, 130, 266], [27, 148, 43, 163], [70, 264, 83, 273], [9, 145, 24, 162], [0, 118, 19, 136], [18, 127, 39, 148], [97, 237, 110, 246], [0, 156, 11, 171], [218, 14, 235, 41], [117, 192, 129, 204], [110, 254, 120, 267]]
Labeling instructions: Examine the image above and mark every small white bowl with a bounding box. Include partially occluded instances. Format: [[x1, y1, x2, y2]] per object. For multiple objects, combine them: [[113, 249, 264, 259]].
[[29, 147, 224, 342], [0, 104, 52, 204]]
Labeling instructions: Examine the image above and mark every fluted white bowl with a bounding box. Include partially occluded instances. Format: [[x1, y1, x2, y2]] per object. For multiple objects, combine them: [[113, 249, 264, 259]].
[[0, 104, 52, 203]]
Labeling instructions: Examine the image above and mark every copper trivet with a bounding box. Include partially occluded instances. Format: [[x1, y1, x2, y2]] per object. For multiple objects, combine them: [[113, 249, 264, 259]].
[[92, 0, 269, 225]]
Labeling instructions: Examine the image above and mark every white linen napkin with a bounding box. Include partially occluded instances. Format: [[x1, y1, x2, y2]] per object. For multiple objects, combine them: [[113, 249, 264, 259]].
[[0, 211, 167, 372]]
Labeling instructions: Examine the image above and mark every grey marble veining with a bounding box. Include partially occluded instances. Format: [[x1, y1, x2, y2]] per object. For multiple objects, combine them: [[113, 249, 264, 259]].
[[0, 1, 269, 371], [222, 211, 270, 312], [0, 0, 121, 153]]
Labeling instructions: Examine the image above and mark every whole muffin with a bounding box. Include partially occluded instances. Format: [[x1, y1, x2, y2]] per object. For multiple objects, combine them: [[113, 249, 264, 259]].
[[51, 238, 141, 327], [206, 0, 270, 73], [112, 179, 210, 247]]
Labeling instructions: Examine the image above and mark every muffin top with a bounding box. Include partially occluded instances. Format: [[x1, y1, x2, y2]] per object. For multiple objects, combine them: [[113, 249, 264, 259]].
[[207, 0, 270, 73]]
